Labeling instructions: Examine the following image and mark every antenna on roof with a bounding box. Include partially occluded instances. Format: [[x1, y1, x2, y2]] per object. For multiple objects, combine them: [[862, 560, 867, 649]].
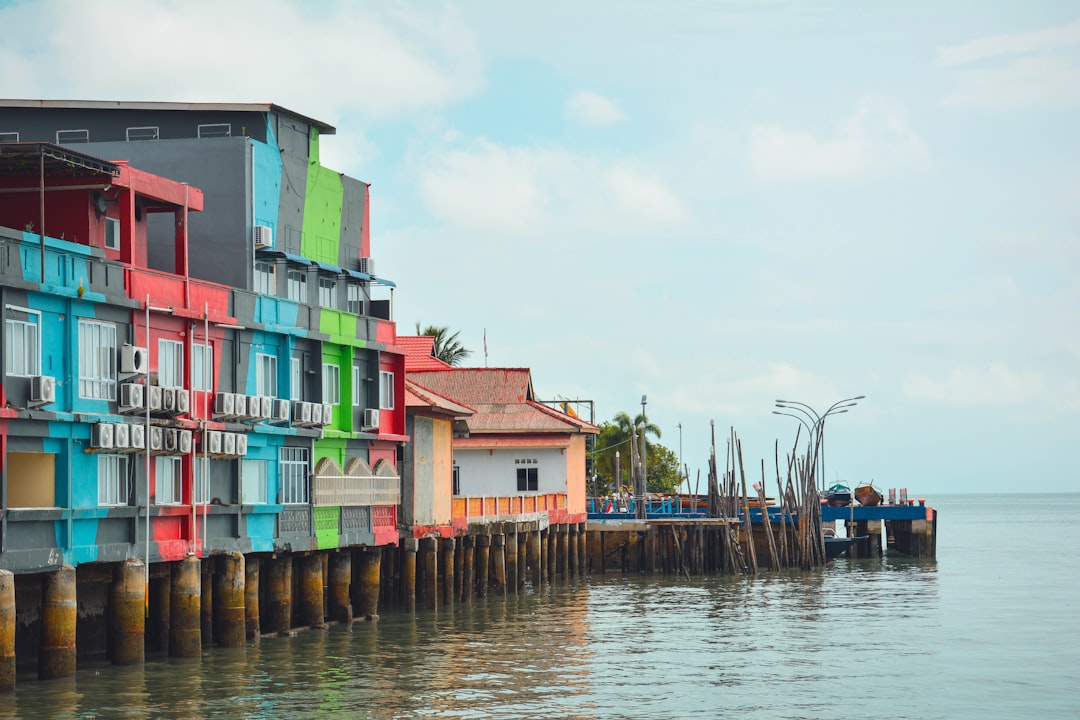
[[483, 328, 488, 367]]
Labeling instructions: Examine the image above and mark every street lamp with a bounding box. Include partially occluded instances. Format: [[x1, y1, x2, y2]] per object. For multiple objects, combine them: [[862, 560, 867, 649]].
[[677, 422, 683, 493], [774, 395, 865, 492], [640, 395, 647, 492]]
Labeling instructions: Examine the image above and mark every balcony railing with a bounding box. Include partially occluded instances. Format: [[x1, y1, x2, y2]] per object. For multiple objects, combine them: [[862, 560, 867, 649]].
[[312, 474, 400, 508], [452, 493, 566, 521]]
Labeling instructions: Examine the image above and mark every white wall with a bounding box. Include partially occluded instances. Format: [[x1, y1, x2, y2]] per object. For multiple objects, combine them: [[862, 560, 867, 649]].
[[454, 447, 568, 496]]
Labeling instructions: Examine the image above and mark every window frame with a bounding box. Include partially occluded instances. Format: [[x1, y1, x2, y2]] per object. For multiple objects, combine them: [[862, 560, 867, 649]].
[[286, 269, 307, 302], [346, 283, 364, 315], [322, 363, 341, 405], [5, 305, 41, 378], [256, 352, 277, 398], [318, 276, 338, 308], [155, 455, 183, 505], [56, 129, 89, 143], [352, 365, 361, 407], [197, 123, 231, 138], [78, 318, 117, 400], [157, 338, 183, 387], [126, 126, 159, 142], [192, 341, 213, 393], [98, 454, 129, 507], [241, 459, 268, 504], [104, 217, 120, 251], [379, 370, 394, 410], [279, 447, 309, 504], [516, 466, 539, 492], [290, 357, 302, 401], [254, 261, 276, 295]]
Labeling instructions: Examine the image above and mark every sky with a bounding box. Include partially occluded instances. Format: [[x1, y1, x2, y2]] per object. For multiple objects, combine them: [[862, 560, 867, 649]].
[[1, 0, 1076, 495]]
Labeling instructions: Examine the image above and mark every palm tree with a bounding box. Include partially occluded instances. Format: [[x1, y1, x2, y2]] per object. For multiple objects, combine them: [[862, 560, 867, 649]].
[[414, 323, 472, 366], [593, 411, 661, 491]]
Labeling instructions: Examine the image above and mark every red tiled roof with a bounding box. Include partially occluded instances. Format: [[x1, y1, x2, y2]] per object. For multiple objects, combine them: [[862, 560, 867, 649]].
[[410, 368, 534, 405], [454, 435, 570, 449], [399, 336, 453, 372], [404, 380, 474, 417]]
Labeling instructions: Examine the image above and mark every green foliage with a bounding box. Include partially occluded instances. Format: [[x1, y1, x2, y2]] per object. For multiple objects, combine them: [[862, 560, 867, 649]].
[[414, 323, 472, 366], [646, 443, 683, 495], [592, 411, 680, 494]]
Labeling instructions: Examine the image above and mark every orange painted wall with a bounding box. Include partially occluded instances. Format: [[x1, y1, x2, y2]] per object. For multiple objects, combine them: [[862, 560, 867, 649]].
[[565, 435, 587, 515]]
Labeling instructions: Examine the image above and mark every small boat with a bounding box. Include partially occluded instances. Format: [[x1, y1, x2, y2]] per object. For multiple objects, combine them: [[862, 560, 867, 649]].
[[824, 534, 867, 559], [854, 483, 882, 507], [823, 484, 851, 507]]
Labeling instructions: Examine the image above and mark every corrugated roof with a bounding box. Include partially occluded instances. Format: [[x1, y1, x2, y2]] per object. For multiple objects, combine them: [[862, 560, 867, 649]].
[[404, 379, 474, 417], [455, 436, 570, 449], [410, 368, 534, 405]]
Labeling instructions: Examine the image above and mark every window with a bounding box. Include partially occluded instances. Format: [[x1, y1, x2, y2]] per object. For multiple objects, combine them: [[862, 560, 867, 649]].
[[98, 455, 129, 506], [352, 365, 361, 407], [279, 447, 309, 504], [241, 459, 268, 504], [291, 357, 302, 401], [347, 284, 364, 314], [318, 277, 338, 307], [254, 261, 276, 295], [197, 123, 231, 138], [104, 218, 120, 251], [56, 129, 89, 143], [287, 270, 306, 302], [256, 353, 277, 397], [5, 306, 40, 377], [516, 467, 538, 492], [158, 339, 183, 387], [194, 458, 210, 505], [156, 456, 182, 505], [126, 126, 159, 141], [78, 319, 117, 400], [379, 371, 394, 410], [192, 342, 213, 392], [0, 132, 19, 142], [453, 465, 461, 496], [322, 363, 340, 405]]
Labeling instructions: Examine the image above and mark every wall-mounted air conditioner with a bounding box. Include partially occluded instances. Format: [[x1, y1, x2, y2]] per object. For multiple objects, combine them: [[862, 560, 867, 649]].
[[214, 392, 235, 418], [120, 345, 149, 375], [206, 430, 222, 455], [162, 387, 177, 413], [113, 423, 130, 450], [293, 400, 311, 425], [148, 426, 163, 452], [259, 395, 273, 420], [178, 430, 192, 454], [120, 383, 144, 413], [91, 423, 114, 449], [254, 225, 273, 249], [30, 375, 57, 405], [223, 432, 237, 456], [272, 398, 290, 423], [235, 434, 248, 457], [321, 403, 333, 426], [164, 428, 178, 452], [175, 389, 190, 415], [359, 257, 374, 276], [130, 424, 145, 451], [147, 385, 163, 413], [363, 407, 380, 430]]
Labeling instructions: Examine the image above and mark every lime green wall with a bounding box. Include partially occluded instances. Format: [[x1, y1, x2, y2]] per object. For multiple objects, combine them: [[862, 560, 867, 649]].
[[313, 506, 341, 550], [301, 130, 344, 264]]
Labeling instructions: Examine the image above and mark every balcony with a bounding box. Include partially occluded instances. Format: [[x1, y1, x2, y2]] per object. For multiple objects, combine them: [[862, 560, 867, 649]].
[[452, 493, 567, 524], [312, 474, 400, 508]]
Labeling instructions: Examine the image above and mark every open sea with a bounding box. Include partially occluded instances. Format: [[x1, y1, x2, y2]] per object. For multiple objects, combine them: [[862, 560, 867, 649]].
[[4, 493, 1078, 719]]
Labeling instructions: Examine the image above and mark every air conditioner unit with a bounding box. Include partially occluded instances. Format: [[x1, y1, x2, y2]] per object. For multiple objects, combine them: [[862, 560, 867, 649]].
[[164, 428, 178, 452], [214, 391, 235, 417], [293, 400, 311, 424], [113, 423, 130, 449], [235, 434, 248, 457], [321, 403, 333, 426], [359, 257, 374, 276], [363, 407, 380, 429], [130, 424, 145, 450], [147, 385, 163, 413], [175, 389, 190, 414], [272, 398, 290, 423], [148, 426, 163, 452], [254, 224, 273, 249], [30, 375, 57, 405], [178, 430, 192, 454], [223, 432, 237, 456], [206, 430, 223, 455], [162, 387, 177, 413], [91, 423, 114, 449], [259, 395, 273, 419], [120, 383, 144, 412], [120, 345, 149, 375]]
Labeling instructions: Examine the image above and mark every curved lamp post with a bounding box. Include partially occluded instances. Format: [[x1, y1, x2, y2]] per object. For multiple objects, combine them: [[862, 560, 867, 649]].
[[775, 395, 865, 493]]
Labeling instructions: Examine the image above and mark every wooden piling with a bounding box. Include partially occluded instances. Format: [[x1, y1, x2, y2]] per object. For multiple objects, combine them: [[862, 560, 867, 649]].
[[422, 538, 439, 610], [476, 534, 490, 597], [402, 539, 417, 613], [461, 535, 475, 602], [491, 534, 507, 595], [530, 530, 542, 587], [505, 530, 518, 591], [442, 538, 456, 609]]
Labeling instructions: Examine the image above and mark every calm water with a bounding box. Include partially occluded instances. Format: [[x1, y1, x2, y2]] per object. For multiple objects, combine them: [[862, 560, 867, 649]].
[[5, 493, 1078, 719]]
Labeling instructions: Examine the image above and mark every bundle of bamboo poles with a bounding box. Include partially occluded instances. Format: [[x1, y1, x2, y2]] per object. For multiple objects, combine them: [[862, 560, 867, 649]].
[[705, 422, 826, 573]]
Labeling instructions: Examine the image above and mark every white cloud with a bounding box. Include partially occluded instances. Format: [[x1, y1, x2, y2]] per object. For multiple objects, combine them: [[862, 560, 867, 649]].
[[564, 90, 626, 128], [0, 0, 483, 121], [902, 363, 1049, 407], [936, 19, 1080, 109], [747, 96, 930, 183], [416, 139, 685, 238], [936, 20, 1080, 67]]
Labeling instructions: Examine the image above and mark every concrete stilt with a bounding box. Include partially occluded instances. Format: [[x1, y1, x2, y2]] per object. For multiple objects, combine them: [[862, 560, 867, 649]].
[[109, 559, 145, 665], [354, 547, 382, 621], [265, 555, 292, 634], [505, 530, 518, 592], [530, 531, 542, 586], [491, 534, 507, 596], [476, 534, 490, 598], [0, 569, 15, 691], [568, 526, 579, 578], [577, 523, 587, 576], [402, 540, 417, 613], [200, 564, 214, 647], [589, 530, 604, 575], [329, 551, 353, 623], [39, 565, 77, 679], [517, 531, 527, 590], [214, 553, 245, 648], [245, 556, 260, 639], [148, 572, 171, 654], [300, 553, 325, 628], [461, 535, 475, 602], [169, 557, 202, 658], [422, 538, 439, 610], [442, 538, 456, 610], [556, 525, 568, 580]]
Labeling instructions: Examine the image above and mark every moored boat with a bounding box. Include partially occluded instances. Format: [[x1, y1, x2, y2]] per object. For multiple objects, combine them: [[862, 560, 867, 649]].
[[824, 534, 867, 559], [854, 483, 882, 507], [823, 484, 851, 507]]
